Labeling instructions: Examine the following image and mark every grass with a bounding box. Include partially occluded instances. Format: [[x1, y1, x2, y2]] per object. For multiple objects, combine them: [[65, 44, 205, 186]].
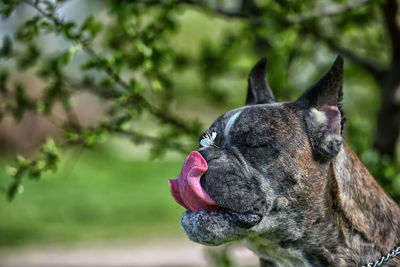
[[0, 144, 188, 247]]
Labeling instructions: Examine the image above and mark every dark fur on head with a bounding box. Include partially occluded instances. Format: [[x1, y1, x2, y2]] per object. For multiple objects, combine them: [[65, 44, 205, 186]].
[[178, 56, 400, 267]]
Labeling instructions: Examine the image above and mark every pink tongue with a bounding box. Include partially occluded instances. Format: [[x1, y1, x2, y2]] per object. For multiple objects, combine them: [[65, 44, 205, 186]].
[[168, 151, 218, 212]]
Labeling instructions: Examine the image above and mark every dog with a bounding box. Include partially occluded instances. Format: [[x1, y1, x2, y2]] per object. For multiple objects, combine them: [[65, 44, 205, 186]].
[[169, 56, 400, 266]]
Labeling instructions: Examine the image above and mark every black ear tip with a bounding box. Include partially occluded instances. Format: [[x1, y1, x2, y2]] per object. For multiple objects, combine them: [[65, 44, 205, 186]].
[[325, 55, 344, 80], [333, 55, 344, 69], [257, 56, 267, 68], [258, 56, 267, 65], [250, 56, 267, 76], [246, 56, 275, 105]]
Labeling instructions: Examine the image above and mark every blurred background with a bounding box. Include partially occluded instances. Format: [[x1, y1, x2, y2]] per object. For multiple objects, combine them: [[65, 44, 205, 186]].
[[0, 0, 399, 266]]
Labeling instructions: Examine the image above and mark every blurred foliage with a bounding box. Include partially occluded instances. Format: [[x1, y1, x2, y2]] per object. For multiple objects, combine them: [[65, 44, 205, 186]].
[[206, 245, 235, 267], [6, 138, 59, 201], [0, 0, 399, 205], [0, 145, 186, 246], [0, 0, 202, 200]]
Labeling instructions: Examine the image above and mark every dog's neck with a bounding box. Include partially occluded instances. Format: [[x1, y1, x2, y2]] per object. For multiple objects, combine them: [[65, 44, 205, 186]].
[[249, 143, 400, 266], [329, 143, 400, 264]]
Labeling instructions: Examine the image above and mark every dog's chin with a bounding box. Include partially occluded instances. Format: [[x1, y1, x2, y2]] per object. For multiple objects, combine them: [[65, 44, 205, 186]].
[[180, 209, 262, 245]]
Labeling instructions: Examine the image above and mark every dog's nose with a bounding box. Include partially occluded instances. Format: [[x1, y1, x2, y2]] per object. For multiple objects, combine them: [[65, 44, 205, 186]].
[[198, 147, 223, 163]]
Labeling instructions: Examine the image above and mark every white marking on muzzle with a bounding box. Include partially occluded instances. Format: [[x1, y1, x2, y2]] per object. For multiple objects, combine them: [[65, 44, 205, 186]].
[[224, 111, 242, 138]]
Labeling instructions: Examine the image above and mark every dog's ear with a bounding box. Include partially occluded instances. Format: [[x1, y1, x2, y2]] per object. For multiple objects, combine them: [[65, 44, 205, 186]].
[[296, 55, 345, 162], [246, 57, 275, 105]]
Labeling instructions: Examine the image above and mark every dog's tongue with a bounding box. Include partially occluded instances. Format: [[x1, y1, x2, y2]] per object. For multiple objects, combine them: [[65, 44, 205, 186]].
[[169, 151, 218, 212]]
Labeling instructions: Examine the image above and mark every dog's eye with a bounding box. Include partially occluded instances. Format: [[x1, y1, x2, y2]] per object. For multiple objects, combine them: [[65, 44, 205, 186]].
[[200, 131, 218, 148]]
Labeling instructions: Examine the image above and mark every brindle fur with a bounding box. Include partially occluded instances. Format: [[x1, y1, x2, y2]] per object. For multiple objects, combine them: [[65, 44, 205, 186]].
[[179, 56, 400, 266]]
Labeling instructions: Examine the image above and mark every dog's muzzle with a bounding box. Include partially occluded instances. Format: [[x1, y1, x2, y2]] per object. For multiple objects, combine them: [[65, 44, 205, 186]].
[[169, 151, 262, 234]]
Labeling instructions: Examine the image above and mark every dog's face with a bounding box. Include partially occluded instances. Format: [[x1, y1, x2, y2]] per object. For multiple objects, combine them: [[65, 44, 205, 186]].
[[169, 57, 345, 246]]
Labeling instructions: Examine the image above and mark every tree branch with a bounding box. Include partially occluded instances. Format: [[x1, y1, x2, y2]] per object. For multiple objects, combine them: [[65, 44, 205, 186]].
[[171, 0, 386, 80], [23, 0, 201, 137], [67, 114, 193, 154], [170, 0, 376, 25], [112, 129, 192, 154], [314, 31, 386, 81], [288, 0, 374, 24], [381, 0, 400, 64]]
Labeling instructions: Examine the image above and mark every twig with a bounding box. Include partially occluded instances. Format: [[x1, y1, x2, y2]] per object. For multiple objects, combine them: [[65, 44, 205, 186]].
[[312, 29, 386, 81], [142, 0, 376, 25], [169, 0, 387, 79], [288, 0, 374, 24], [381, 0, 400, 64], [23, 0, 200, 137], [113, 129, 192, 154]]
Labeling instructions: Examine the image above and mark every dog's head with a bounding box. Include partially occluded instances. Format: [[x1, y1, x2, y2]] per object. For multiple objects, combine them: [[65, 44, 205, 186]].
[[169, 56, 345, 246]]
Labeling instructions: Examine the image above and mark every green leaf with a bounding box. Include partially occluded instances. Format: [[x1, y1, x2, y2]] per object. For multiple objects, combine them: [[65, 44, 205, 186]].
[[0, 35, 13, 58], [151, 79, 162, 91], [13, 83, 30, 121], [80, 15, 103, 39], [59, 50, 72, 66], [61, 22, 77, 40], [0, 69, 8, 94], [16, 16, 41, 41], [17, 43, 40, 70], [7, 181, 23, 201], [0, 0, 19, 18]]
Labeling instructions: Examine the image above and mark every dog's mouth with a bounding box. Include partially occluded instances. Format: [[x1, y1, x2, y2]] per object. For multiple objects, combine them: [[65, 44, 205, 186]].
[[169, 151, 262, 229]]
